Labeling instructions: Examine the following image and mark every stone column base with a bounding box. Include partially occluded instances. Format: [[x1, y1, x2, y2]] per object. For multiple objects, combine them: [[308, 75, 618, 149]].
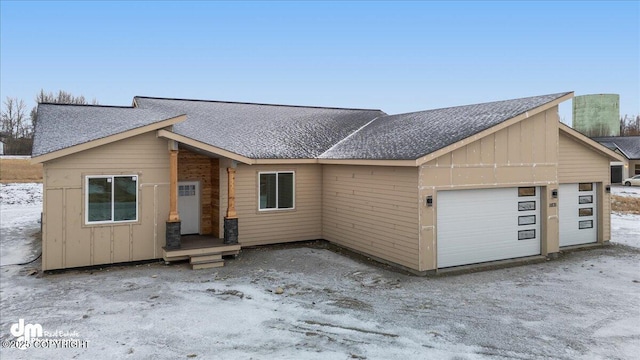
[[224, 217, 238, 244], [166, 221, 181, 249]]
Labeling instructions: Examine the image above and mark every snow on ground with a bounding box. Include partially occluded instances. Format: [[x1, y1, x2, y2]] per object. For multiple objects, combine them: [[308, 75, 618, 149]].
[[611, 184, 640, 198], [611, 213, 640, 248], [610, 185, 640, 248], [1, 184, 639, 359], [0, 183, 42, 266], [0, 155, 31, 160]]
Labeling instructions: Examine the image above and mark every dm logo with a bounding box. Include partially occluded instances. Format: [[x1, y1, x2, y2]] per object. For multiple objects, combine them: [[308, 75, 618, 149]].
[[10, 319, 43, 350]]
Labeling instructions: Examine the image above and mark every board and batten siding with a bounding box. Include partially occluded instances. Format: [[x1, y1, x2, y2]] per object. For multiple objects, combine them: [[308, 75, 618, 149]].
[[419, 108, 561, 271], [220, 163, 323, 246], [322, 165, 420, 270], [558, 132, 611, 242], [41, 131, 170, 270]]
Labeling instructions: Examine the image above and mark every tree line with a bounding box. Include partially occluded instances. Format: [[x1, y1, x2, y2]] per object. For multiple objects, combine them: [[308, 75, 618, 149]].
[[619, 114, 640, 136], [1, 90, 98, 155], [580, 115, 640, 137]]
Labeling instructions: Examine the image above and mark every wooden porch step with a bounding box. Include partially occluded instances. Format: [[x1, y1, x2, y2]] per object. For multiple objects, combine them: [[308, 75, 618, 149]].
[[190, 253, 222, 264], [163, 255, 189, 262], [163, 244, 241, 258], [191, 260, 225, 270]]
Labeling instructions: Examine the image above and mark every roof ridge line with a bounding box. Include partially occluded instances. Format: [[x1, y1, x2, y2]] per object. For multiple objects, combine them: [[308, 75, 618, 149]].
[[134, 96, 383, 112], [319, 116, 382, 158], [386, 91, 572, 117], [39, 103, 132, 109], [609, 141, 632, 159]]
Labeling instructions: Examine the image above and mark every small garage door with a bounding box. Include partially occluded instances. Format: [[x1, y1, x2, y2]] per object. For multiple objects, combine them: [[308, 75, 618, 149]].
[[437, 187, 541, 268], [559, 183, 597, 247]]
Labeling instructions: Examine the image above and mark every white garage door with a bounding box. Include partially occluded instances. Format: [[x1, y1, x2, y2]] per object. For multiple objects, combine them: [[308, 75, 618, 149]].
[[559, 183, 597, 247], [437, 187, 541, 268]]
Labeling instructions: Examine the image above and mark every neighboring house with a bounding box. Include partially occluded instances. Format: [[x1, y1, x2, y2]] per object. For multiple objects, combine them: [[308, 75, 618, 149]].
[[591, 136, 640, 183], [31, 92, 624, 273]]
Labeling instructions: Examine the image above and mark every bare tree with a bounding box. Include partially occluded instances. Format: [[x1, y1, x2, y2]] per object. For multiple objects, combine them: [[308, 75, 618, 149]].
[[1, 97, 30, 138], [30, 89, 99, 128], [1, 97, 32, 154], [620, 114, 640, 136]]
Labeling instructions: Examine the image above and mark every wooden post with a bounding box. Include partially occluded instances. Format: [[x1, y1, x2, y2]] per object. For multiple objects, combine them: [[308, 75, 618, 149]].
[[226, 167, 237, 218], [168, 149, 180, 222], [223, 165, 238, 244]]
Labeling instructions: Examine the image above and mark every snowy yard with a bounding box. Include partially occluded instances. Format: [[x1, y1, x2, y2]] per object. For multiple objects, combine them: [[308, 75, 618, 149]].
[[1, 183, 639, 359]]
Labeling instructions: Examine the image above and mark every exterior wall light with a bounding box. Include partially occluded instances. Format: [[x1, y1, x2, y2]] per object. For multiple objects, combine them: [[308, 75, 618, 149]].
[[606, 185, 611, 193], [426, 196, 433, 207], [552, 189, 558, 198]]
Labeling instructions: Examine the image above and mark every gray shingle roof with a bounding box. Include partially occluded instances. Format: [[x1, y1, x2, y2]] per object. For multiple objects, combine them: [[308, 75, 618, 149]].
[[319, 92, 572, 160], [134, 97, 386, 159], [32, 104, 184, 157], [33, 92, 571, 161], [592, 136, 640, 160]]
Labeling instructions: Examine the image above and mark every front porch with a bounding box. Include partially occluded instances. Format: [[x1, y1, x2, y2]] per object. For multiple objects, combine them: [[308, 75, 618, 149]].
[[163, 235, 241, 269], [163, 141, 241, 269]]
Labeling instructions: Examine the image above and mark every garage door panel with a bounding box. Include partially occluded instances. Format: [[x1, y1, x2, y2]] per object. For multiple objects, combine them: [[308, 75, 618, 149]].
[[442, 241, 540, 265], [559, 183, 597, 247], [437, 187, 541, 268]]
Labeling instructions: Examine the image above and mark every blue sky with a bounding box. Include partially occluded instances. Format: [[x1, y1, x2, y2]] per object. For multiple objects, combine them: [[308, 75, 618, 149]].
[[1, 1, 638, 123]]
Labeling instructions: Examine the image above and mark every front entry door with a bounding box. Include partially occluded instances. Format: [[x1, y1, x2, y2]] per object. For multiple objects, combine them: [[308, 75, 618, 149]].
[[178, 181, 200, 235]]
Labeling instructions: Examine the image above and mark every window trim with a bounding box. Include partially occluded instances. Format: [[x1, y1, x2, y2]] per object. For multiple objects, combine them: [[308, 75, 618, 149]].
[[518, 187, 536, 197], [578, 183, 593, 192], [518, 229, 536, 241], [258, 171, 295, 212], [85, 175, 139, 225]]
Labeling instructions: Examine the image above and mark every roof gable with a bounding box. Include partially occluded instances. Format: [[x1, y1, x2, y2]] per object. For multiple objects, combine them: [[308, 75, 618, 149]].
[[320, 92, 573, 160], [559, 124, 626, 162], [134, 97, 386, 159]]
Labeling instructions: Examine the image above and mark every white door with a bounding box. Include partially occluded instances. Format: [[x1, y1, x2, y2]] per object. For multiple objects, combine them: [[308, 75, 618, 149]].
[[178, 181, 200, 235], [437, 187, 541, 268], [559, 183, 597, 246]]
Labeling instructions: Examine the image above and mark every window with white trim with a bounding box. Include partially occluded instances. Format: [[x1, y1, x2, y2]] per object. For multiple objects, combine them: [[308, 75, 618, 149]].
[[259, 171, 294, 210], [86, 175, 138, 224]]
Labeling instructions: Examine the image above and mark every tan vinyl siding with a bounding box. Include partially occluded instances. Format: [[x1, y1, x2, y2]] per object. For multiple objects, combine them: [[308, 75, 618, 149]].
[[419, 108, 560, 271], [232, 164, 322, 246], [322, 165, 420, 270], [558, 133, 612, 241], [41, 131, 170, 270], [558, 133, 610, 183]]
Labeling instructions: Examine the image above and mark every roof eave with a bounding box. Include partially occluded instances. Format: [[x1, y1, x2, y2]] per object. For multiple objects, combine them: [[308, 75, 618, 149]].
[[415, 92, 574, 166], [31, 115, 187, 164], [317, 159, 418, 166], [156, 130, 254, 165]]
